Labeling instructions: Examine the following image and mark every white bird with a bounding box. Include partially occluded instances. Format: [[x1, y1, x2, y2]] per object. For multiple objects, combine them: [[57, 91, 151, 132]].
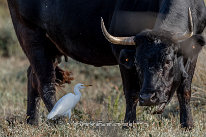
[[47, 83, 92, 120]]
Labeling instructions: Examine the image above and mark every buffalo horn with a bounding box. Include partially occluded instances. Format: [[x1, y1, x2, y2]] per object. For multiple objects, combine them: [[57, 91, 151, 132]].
[[101, 17, 135, 45], [172, 7, 194, 41]]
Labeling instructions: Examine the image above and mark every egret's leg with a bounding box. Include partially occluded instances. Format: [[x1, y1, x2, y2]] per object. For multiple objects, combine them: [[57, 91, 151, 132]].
[[68, 109, 71, 119], [26, 66, 41, 125], [64, 109, 72, 119]]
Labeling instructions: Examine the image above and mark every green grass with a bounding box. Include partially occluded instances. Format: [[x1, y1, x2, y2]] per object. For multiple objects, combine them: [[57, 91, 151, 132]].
[[0, 0, 206, 136]]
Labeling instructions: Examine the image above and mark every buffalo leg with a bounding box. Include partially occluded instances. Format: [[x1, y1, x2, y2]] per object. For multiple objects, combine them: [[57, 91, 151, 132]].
[[11, 22, 57, 114], [28, 40, 57, 113], [119, 65, 140, 124], [177, 83, 193, 129], [8, 0, 58, 114], [177, 57, 197, 129], [24, 33, 56, 113], [27, 66, 41, 125]]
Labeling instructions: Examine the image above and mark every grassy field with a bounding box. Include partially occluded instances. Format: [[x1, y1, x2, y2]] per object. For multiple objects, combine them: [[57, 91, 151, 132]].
[[0, 0, 206, 136]]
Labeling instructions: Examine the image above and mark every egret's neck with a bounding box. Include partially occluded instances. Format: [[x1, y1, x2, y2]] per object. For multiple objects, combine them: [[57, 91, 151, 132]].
[[74, 87, 82, 96]]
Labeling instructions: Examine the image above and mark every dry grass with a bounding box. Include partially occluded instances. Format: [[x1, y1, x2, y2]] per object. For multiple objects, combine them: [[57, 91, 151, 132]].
[[0, 0, 206, 136], [0, 55, 206, 137]]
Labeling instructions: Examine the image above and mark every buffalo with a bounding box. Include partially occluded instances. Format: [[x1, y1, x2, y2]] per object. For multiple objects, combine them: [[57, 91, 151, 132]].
[[7, 0, 206, 128]]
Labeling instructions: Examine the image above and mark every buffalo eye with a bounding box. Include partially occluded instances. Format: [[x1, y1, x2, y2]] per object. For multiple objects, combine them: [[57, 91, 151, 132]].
[[164, 59, 172, 70], [165, 55, 173, 66], [165, 60, 171, 65]]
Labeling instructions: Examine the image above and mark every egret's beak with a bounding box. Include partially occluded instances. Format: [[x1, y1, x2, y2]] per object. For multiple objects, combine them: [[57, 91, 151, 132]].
[[84, 85, 92, 87]]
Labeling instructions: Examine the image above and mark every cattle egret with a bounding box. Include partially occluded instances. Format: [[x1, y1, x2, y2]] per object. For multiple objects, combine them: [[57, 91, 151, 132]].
[[47, 83, 92, 119]]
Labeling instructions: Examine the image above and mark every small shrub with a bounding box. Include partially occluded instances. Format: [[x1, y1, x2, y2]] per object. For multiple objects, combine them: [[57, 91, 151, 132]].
[[0, 23, 19, 57]]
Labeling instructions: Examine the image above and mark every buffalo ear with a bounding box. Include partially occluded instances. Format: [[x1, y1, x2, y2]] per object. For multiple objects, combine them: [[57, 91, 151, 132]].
[[193, 35, 206, 46], [119, 49, 136, 69], [178, 35, 205, 57]]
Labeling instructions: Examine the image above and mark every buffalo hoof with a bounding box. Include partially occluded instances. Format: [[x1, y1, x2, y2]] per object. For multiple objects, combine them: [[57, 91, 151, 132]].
[[122, 123, 135, 129], [122, 119, 137, 129], [181, 123, 194, 130], [27, 119, 39, 126], [26, 116, 39, 126]]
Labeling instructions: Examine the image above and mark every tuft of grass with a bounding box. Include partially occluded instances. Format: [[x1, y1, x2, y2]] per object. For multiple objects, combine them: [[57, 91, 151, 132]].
[[106, 85, 125, 122]]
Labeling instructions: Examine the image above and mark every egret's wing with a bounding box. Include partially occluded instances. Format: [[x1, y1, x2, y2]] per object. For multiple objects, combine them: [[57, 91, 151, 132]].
[[47, 93, 75, 119]]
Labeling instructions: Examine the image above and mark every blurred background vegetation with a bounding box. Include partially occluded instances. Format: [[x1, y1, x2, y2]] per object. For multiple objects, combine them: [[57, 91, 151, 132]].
[[0, 0, 206, 136], [0, 0, 23, 57]]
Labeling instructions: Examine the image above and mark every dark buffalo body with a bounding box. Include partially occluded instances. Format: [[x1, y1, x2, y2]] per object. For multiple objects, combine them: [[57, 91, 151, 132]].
[[7, 0, 206, 128], [8, 0, 119, 66]]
